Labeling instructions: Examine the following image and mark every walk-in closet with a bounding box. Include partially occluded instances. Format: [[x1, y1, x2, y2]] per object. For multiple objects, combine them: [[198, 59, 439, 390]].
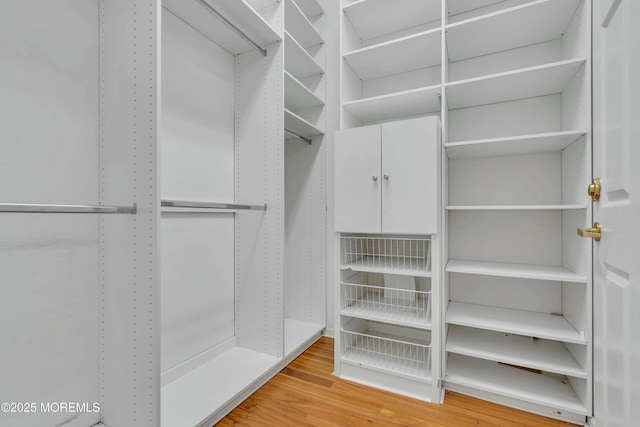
[[2, 0, 639, 426]]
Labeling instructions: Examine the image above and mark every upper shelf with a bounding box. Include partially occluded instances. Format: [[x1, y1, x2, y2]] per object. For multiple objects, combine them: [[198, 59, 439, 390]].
[[285, 0, 323, 48], [343, 0, 441, 41], [294, 0, 323, 18], [285, 71, 324, 110], [446, 259, 587, 283], [447, 0, 505, 17], [343, 29, 441, 81], [163, 0, 281, 56], [446, 58, 586, 109], [446, 0, 582, 61], [445, 130, 588, 159], [343, 85, 441, 124], [285, 31, 324, 79]]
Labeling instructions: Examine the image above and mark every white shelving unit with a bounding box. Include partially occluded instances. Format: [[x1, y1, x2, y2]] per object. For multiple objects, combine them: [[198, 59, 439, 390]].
[[160, 1, 286, 425], [337, 0, 592, 423], [283, 0, 326, 363], [441, 0, 593, 422]]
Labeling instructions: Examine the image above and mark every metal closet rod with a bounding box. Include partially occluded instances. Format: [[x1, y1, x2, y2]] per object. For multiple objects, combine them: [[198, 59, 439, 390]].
[[196, 0, 267, 56], [285, 129, 312, 144], [162, 200, 267, 211], [0, 202, 137, 214]]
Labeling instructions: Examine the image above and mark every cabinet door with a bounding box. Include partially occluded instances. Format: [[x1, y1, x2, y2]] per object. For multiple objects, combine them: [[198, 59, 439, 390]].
[[382, 116, 439, 234], [335, 124, 381, 232]]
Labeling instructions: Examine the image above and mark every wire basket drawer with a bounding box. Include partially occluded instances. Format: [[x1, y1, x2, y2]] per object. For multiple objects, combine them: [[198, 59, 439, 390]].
[[341, 319, 431, 379], [340, 235, 431, 277], [341, 281, 431, 328]]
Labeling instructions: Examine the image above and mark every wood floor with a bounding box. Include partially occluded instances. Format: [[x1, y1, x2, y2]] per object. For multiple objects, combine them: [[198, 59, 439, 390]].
[[218, 337, 574, 426]]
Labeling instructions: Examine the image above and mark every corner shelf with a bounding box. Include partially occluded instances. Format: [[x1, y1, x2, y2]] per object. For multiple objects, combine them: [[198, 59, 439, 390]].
[[445, 130, 588, 159], [285, 31, 323, 79], [284, 108, 323, 138], [343, 85, 441, 124], [446, 58, 586, 109], [343, 0, 441, 41], [285, 0, 323, 48], [445, 354, 587, 415], [285, 71, 324, 110], [446, 0, 582, 61], [343, 29, 441, 81], [446, 325, 587, 378], [163, 0, 281, 55], [445, 259, 587, 283], [446, 302, 587, 345]]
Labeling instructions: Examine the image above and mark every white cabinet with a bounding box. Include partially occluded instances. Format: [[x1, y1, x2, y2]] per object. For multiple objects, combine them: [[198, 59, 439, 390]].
[[335, 116, 440, 234]]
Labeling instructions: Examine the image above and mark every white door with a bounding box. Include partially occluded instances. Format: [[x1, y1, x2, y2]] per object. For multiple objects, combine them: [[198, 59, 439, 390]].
[[592, 1, 640, 426], [381, 117, 439, 234], [334, 124, 381, 233]]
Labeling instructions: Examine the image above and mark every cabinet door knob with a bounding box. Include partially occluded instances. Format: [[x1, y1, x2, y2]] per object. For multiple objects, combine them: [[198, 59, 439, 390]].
[[372, 175, 378, 182], [383, 174, 390, 180]]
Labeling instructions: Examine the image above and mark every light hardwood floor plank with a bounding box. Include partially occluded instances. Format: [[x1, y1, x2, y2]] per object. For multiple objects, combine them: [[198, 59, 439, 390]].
[[217, 337, 574, 426]]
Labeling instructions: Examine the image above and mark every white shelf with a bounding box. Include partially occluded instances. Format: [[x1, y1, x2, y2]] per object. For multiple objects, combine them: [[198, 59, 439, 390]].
[[446, 325, 587, 378], [446, 204, 586, 211], [163, 0, 281, 56], [445, 130, 588, 159], [446, 354, 587, 415], [294, 0, 323, 19], [447, 0, 505, 16], [343, 0, 441, 41], [284, 108, 323, 138], [285, 31, 323, 79], [341, 257, 431, 278], [445, 259, 587, 283], [446, 59, 586, 109], [446, 302, 587, 344], [285, 0, 323, 48], [161, 347, 280, 427], [343, 85, 441, 124], [285, 318, 324, 357], [343, 29, 441, 81], [285, 71, 324, 110], [446, 0, 582, 61]]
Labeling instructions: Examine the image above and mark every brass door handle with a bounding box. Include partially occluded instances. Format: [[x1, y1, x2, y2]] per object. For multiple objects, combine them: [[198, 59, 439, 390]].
[[577, 222, 602, 242], [588, 178, 601, 201]]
